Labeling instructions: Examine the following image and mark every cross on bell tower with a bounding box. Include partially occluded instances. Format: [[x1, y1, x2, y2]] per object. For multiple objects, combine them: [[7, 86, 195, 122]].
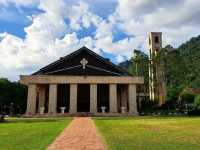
[[80, 58, 88, 69]]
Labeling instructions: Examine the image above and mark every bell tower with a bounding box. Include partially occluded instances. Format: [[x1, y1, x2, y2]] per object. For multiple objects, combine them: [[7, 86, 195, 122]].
[[148, 32, 166, 105]]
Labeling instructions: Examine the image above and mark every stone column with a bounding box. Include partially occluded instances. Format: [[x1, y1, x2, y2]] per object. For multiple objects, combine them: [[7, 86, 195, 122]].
[[48, 84, 57, 114], [109, 84, 118, 113], [90, 84, 97, 113], [69, 84, 77, 114], [128, 84, 138, 114], [121, 87, 128, 108], [38, 85, 46, 109], [26, 84, 37, 115]]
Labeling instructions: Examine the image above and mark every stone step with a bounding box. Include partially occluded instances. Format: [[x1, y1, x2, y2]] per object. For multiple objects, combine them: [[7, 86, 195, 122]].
[[75, 112, 93, 117]]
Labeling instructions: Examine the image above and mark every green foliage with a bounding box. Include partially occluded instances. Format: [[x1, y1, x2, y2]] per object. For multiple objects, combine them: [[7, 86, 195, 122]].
[[180, 92, 195, 104], [0, 78, 27, 114], [161, 36, 200, 100], [140, 99, 158, 112], [119, 50, 149, 95], [178, 36, 200, 88], [194, 95, 200, 109], [166, 85, 182, 102], [159, 47, 186, 85]]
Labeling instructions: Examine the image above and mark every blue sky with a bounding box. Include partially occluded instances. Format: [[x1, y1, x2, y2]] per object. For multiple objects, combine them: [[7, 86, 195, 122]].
[[0, 0, 200, 80]]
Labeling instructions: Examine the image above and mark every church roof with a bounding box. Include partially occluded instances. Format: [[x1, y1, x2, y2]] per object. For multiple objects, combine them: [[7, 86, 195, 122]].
[[33, 46, 130, 76]]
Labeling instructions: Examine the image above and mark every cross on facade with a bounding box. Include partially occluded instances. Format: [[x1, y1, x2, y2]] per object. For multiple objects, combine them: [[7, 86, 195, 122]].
[[80, 58, 88, 69]]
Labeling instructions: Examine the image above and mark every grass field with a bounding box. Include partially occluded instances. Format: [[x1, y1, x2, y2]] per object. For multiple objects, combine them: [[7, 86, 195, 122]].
[[0, 118, 71, 150], [94, 117, 200, 150]]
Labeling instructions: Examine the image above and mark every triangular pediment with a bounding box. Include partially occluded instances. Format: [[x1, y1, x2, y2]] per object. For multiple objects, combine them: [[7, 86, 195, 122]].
[[33, 47, 129, 76]]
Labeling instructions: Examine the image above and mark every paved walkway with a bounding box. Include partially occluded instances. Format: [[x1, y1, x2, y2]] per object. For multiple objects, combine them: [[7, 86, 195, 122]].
[[47, 117, 106, 150]]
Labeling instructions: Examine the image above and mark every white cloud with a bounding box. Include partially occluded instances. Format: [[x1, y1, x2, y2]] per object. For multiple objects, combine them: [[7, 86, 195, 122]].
[[0, 0, 103, 81], [0, 0, 76, 77], [67, 1, 102, 30], [0, 0, 40, 7], [113, 0, 200, 47], [116, 55, 125, 63]]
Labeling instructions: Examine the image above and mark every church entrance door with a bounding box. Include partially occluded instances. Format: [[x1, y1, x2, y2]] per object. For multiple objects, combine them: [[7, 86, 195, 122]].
[[77, 84, 90, 112]]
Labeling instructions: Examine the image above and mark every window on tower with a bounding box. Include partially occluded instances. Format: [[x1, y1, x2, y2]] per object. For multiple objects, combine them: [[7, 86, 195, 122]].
[[155, 36, 159, 43]]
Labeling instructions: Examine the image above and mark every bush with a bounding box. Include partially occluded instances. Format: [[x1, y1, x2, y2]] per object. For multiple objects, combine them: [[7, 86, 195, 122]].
[[188, 109, 200, 116], [0, 115, 5, 122], [180, 93, 195, 104], [166, 86, 182, 101], [140, 99, 158, 113], [194, 95, 200, 109]]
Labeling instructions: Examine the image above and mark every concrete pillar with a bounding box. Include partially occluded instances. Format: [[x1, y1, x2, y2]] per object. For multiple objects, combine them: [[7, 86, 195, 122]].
[[128, 84, 138, 114], [48, 84, 57, 114], [117, 89, 121, 111], [121, 87, 128, 109], [90, 84, 97, 113], [38, 85, 46, 109], [109, 84, 118, 113], [121, 87, 128, 108], [69, 84, 77, 114], [26, 84, 37, 115]]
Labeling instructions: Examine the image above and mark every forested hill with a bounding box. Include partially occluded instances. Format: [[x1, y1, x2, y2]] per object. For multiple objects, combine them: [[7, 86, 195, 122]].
[[177, 35, 200, 88], [118, 35, 200, 100], [118, 60, 130, 69]]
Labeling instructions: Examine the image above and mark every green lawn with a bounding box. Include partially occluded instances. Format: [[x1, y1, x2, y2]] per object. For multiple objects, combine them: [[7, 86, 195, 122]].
[[0, 117, 71, 150], [94, 117, 200, 150]]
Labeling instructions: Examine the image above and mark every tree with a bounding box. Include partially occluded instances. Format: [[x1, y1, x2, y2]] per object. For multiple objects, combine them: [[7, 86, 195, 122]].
[[0, 78, 27, 115], [194, 95, 200, 110], [119, 50, 149, 93], [157, 45, 187, 102]]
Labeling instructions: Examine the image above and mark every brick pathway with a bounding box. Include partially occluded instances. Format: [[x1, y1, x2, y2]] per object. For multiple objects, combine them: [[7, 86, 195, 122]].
[[47, 117, 106, 150]]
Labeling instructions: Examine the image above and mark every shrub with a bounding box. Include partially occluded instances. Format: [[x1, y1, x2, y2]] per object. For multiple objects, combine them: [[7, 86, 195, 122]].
[[188, 109, 200, 116], [166, 86, 182, 101], [194, 95, 200, 110], [180, 93, 195, 104], [140, 99, 158, 113], [0, 115, 5, 122]]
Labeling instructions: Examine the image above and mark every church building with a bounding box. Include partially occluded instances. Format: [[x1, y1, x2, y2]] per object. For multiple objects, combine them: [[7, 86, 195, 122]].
[[20, 46, 143, 116]]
